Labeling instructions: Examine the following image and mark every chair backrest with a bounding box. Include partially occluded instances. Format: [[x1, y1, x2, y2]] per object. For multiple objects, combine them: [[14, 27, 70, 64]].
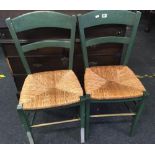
[[78, 10, 141, 68], [6, 11, 77, 74]]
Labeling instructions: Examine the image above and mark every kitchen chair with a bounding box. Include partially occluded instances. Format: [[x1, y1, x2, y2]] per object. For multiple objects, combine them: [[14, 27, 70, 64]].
[[6, 11, 85, 144], [78, 10, 148, 139]]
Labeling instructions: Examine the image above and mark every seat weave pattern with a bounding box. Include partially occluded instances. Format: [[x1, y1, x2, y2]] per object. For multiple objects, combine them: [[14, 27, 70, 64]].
[[85, 66, 145, 100], [19, 70, 83, 110]]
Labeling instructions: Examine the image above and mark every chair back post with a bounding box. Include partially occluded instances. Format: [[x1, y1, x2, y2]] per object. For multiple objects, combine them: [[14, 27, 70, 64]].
[[6, 11, 77, 74], [78, 10, 141, 68], [121, 11, 141, 65], [78, 14, 89, 68], [69, 15, 77, 69], [6, 18, 31, 74]]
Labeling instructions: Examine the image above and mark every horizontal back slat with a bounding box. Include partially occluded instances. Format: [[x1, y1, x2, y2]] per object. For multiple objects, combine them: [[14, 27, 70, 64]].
[[78, 10, 137, 28], [11, 11, 75, 32], [22, 40, 71, 53], [86, 36, 130, 47]]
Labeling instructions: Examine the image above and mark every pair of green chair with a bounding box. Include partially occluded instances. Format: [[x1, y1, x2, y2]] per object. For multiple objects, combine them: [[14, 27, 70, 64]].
[[6, 10, 147, 144]]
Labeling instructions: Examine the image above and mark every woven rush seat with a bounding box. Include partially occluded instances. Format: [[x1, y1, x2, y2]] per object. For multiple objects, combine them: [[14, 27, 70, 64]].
[[19, 70, 83, 110], [85, 65, 145, 100]]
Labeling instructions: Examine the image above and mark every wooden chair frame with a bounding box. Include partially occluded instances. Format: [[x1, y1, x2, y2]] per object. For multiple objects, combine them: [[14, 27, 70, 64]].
[[78, 10, 148, 140], [6, 11, 85, 144]]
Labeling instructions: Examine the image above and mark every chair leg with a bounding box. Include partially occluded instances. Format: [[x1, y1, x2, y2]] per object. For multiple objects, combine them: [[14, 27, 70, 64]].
[[80, 97, 85, 143], [30, 111, 37, 126], [130, 101, 145, 136], [17, 104, 34, 144], [85, 100, 90, 141]]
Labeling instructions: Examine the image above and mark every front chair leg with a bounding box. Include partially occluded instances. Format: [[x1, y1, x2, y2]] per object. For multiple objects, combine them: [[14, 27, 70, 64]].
[[80, 96, 85, 143], [17, 104, 34, 144], [130, 101, 145, 136], [85, 99, 90, 141]]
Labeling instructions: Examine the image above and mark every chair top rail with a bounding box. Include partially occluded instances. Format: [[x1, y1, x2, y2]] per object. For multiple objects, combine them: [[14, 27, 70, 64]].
[[78, 10, 140, 28], [8, 11, 76, 32]]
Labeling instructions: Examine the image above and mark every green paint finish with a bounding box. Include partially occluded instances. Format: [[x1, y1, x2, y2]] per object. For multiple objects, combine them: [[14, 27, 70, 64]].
[[78, 10, 141, 68], [78, 10, 139, 29], [90, 95, 146, 104], [85, 94, 146, 139], [6, 11, 77, 73], [80, 96, 86, 128], [130, 102, 145, 136], [121, 12, 141, 65], [78, 10, 144, 139], [6, 19, 31, 74], [30, 111, 37, 126], [6, 11, 78, 143], [17, 105, 34, 143], [17, 105, 31, 132], [86, 36, 130, 47], [22, 39, 71, 53], [11, 11, 75, 32], [85, 100, 90, 140]]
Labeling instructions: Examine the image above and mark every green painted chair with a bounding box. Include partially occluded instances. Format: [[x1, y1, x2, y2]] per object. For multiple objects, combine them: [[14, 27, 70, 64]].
[[6, 11, 85, 143], [78, 10, 148, 139]]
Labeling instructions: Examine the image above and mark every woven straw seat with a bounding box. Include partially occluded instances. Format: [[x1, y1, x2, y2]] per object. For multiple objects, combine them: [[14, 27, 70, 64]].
[[19, 70, 83, 110], [85, 65, 145, 100]]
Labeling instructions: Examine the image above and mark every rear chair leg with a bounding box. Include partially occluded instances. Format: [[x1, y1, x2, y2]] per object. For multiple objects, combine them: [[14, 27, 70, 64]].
[[80, 96, 85, 143], [130, 101, 145, 136], [17, 104, 34, 144]]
